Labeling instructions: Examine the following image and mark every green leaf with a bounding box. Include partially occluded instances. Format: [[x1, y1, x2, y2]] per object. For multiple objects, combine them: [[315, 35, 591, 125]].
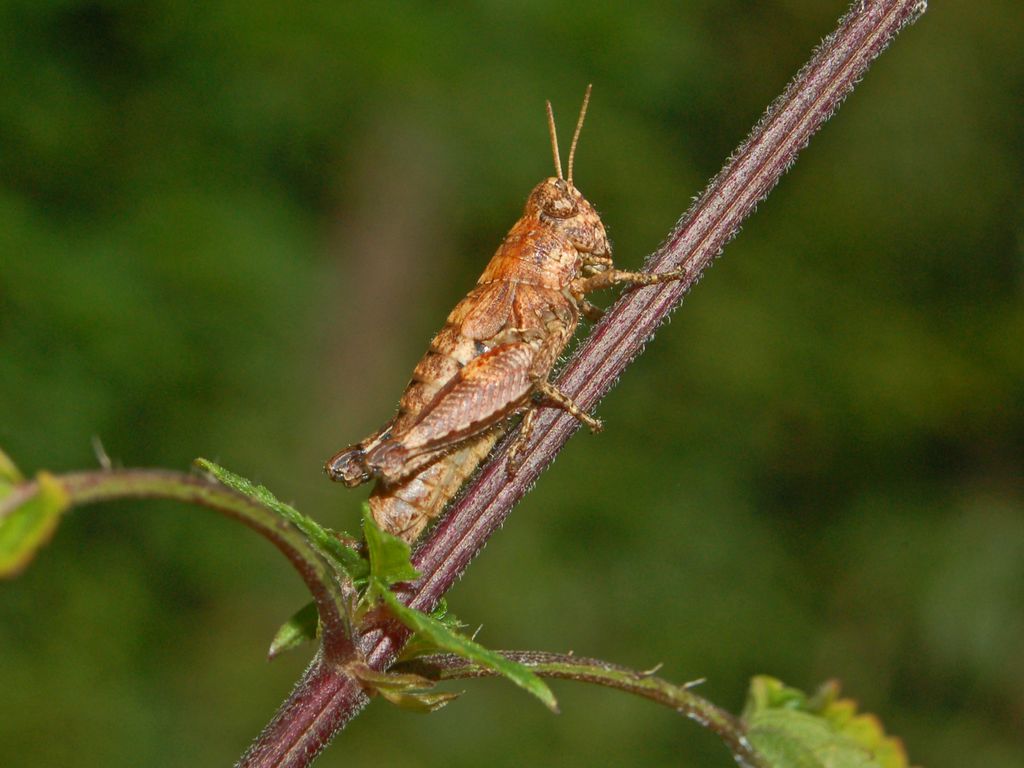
[[0, 448, 24, 490], [0, 472, 70, 577], [350, 664, 460, 713], [375, 688, 461, 713], [194, 458, 368, 580], [398, 598, 468, 661], [743, 676, 911, 768], [268, 601, 320, 660], [378, 588, 558, 713], [362, 504, 419, 600], [359, 510, 555, 710]]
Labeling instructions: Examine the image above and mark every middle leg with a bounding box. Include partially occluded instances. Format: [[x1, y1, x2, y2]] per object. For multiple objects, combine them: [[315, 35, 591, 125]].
[[534, 379, 603, 433]]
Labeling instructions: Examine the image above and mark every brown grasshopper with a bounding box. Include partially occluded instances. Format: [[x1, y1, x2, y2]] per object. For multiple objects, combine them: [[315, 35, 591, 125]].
[[326, 86, 687, 542]]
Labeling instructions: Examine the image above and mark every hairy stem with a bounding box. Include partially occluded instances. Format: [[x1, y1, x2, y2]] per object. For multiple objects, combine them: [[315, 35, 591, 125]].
[[243, 1, 927, 765], [2, 470, 356, 659], [400, 652, 764, 768]]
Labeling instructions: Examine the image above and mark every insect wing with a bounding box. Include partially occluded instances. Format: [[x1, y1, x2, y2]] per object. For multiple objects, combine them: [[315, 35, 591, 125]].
[[456, 281, 516, 340], [365, 342, 535, 481]]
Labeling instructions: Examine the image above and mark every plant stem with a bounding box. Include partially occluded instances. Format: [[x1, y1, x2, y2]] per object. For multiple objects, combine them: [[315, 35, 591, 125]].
[[408, 0, 928, 612], [400, 652, 764, 768], [244, 1, 927, 764], [5, 469, 357, 660], [239, 652, 367, 768]]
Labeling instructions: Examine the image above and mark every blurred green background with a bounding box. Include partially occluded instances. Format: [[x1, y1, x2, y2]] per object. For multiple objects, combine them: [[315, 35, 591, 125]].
[[2, 1, 1021, 765]]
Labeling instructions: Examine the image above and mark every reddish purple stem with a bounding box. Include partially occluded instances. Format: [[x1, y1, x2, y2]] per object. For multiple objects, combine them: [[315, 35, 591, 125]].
[[238, 2, 927, 765]]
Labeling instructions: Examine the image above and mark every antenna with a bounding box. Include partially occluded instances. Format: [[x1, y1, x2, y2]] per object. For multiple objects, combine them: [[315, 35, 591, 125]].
[[546, 100, 563, 180], [567, 84, 592, 186]]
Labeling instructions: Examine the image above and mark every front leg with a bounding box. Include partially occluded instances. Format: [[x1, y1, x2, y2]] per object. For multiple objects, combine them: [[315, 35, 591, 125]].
[[572, 265, 689, 294]]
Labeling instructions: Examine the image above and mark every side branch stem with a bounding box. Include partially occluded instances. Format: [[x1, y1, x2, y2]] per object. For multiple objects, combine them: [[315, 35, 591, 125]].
[[6, 470, 356, 659], [401, 652, 763, 767]]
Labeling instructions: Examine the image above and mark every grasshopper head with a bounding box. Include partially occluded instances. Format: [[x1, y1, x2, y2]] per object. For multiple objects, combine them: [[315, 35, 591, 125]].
[[526, 177, 610, 263], [530, 176, 582, 219], [532, 86, 610, 260]]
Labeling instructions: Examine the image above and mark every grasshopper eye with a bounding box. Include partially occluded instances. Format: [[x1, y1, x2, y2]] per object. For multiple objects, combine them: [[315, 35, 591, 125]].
[[542, 192, 578, 219]]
